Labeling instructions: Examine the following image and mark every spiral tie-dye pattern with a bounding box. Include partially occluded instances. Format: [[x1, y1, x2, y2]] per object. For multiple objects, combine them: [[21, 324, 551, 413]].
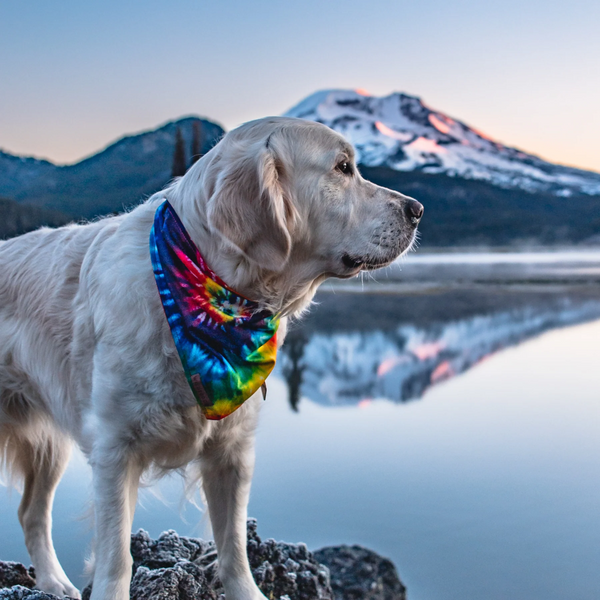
[[150, 200, 280, 420]]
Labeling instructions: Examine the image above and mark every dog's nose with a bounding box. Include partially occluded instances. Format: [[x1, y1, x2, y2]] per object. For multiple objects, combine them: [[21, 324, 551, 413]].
[[406, 199, 424, 222]]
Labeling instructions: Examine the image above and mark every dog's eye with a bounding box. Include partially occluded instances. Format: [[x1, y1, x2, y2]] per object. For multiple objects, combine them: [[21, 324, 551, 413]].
[[336, 161, 353, 176]]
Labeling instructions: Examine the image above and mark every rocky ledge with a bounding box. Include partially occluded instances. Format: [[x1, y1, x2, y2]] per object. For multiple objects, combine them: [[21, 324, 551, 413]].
[[0, 519, 406, 600]]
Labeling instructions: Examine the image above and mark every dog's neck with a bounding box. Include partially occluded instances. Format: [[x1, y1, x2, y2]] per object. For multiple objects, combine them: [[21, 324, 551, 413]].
[[166, 191, 250, 290], [165, 185, 317, 317]]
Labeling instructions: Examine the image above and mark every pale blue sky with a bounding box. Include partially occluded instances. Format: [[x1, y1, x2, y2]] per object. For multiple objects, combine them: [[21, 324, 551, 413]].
[[1, 0, 599, 171]]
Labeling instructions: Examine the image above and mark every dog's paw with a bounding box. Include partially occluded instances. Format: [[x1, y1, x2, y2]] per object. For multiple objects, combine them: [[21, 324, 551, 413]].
[[36, 573, 81, 599]]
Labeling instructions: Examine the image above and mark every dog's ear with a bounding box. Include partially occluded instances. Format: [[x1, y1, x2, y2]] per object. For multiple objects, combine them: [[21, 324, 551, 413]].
[[206, 144, 294, 272]]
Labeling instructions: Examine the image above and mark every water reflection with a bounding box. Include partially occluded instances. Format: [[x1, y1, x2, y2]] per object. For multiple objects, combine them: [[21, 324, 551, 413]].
[[279, 288, 600, 407]]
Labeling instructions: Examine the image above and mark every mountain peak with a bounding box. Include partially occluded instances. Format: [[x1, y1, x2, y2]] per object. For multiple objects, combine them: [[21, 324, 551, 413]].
[[285, 89, 600, 196]]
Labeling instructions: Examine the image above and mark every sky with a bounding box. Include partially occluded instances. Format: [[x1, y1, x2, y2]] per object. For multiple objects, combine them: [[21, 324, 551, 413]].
[[1, 0, 599, 171]]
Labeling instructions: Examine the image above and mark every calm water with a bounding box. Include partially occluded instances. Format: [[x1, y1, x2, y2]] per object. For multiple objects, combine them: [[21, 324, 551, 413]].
[[1, 269, 600, 600]]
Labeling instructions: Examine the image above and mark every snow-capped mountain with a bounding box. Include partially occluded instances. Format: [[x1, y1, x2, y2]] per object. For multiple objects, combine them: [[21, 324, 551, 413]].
[[285, 89, 600, 196]]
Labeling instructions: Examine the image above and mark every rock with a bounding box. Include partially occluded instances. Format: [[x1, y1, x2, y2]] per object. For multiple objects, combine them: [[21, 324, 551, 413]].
[[130, 529, 214, 571], [0, 586, 62, 600], [2, 521, 405, 600], [0, 564, 36, 590], [313, 546, 406, 600], [130, 562, 216, 600], [245, 519, 332, 600]]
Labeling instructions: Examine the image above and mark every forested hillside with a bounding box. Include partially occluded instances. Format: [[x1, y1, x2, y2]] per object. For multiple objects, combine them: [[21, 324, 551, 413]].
[[0, 197, 71, 240]]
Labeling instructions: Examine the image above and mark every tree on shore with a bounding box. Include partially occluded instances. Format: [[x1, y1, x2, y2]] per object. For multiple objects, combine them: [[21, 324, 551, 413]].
[[191, 121, 203, 165], [171, 127, 187, 177]]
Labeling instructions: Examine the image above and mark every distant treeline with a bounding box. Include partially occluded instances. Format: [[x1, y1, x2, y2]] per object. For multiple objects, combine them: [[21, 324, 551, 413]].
[[0, 197, 71, 240]]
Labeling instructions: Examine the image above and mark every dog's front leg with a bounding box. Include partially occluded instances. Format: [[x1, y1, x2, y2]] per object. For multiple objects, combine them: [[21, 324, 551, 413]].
[[88, 439, 142, 600], [201, 433, 267, 600]]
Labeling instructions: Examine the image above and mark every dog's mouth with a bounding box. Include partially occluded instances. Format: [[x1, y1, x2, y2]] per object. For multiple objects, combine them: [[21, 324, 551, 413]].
[[342, 229, 419, 274], [342, 254, 365, 270], [342, 253, 395, 272]]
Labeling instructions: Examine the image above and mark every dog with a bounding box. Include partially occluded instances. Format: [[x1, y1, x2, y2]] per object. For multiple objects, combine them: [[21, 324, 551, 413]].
[[0, 116, 423, 599]]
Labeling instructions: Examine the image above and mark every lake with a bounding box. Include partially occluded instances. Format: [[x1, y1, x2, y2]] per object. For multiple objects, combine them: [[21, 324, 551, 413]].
[[1, 252, 600, 600]]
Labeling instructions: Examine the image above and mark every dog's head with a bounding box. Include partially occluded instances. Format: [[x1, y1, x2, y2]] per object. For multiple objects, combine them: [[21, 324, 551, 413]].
[[177, 117, 423, 313]]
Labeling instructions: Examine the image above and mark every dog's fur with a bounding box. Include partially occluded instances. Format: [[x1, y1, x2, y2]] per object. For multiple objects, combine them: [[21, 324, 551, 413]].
[[0, 117, 421, 599]]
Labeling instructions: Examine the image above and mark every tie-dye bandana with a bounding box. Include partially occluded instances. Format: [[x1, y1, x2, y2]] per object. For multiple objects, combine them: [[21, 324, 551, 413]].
[[149, 200, 280, 420]]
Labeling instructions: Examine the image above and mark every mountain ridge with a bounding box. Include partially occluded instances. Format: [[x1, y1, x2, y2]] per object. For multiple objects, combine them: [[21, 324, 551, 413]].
[[1, 93, 600, 246], [0, 114, 225, 167], [0, 116, 225, 218]]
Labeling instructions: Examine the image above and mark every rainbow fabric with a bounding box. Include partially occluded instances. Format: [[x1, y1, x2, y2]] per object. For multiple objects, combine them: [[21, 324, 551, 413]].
[[150, 200, 280, 420]]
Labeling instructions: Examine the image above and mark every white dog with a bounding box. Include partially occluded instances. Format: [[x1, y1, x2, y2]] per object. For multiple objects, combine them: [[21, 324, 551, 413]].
[[0, 116, 423, 599]]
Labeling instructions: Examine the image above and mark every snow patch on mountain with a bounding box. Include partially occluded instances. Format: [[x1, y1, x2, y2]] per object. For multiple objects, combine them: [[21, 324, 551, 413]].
[[284, 89, 600, 196]]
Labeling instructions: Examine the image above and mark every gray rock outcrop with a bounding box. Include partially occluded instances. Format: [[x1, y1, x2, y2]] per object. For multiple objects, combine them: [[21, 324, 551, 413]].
[[0, 520, 405, 600], [313, 546, 406, 600]]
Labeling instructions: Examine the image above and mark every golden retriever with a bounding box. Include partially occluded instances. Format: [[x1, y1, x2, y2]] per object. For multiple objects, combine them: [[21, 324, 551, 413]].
[[0, 116, 423, 599]]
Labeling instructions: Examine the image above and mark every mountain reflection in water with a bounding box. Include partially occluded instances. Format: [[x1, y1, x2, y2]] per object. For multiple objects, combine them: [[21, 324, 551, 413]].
[[278, 287, 600, 408]]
